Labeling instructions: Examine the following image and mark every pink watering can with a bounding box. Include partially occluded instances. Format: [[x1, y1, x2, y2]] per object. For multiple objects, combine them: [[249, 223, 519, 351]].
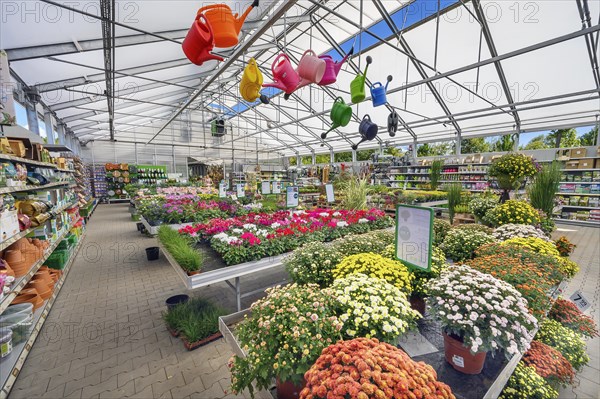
[[182, 13, 224, 66], [282, 49, 326, 100], [263, 53, 301, 97], [318, 46, 354, 86]]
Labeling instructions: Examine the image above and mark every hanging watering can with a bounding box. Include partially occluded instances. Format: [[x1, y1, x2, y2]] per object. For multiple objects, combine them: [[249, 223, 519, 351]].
[[182, 13, 224, 66], [282, 49, 326, 100], [321, 97, 352, 139], [387, 111, 399, 137], [197, 0, 258, 48], [370, 75, 393, 107], [263, 53, 301, 96], [240, 58, 269, 104], [352, 114, 378, 150], [349, 56, 372, 103], [318, 46, 353, 86]]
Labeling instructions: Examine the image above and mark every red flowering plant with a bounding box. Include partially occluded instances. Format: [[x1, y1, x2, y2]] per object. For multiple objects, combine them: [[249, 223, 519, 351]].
[[522, 340, 575, 388], [549, 298, 599, 338], [554, 236, 576, 257], [179, 208, 393, 265], [300, 338, 455, 399]]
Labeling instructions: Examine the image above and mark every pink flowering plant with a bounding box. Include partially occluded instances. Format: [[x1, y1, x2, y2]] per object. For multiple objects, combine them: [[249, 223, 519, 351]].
[[180, 208, 392, 265], [138, 196, 246, 225], [427, 265, 537, 357], [229, 284, 344, 396]]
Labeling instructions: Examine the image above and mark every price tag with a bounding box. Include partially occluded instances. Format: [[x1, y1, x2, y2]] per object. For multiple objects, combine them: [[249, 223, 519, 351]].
[[236, 183, 245, 198], [325, 184, 335, 203], [452, 355, 465, 368], [218, 182, 226, 198], [273, 181, 281, 194], [261, 181, 271, 194], [570, 290, 591, 312], [286, 186, 299, 208]]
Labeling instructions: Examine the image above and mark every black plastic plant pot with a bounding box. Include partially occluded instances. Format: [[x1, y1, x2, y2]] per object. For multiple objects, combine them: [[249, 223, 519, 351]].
[[136, 222, 144, 232], [166, 294, 189, 310], [145, 247, 159, 261]]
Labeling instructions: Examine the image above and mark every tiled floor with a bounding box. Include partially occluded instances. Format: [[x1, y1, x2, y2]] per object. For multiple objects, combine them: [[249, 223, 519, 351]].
[[8, 206, 600, 398], [9, 204, 286, 399]]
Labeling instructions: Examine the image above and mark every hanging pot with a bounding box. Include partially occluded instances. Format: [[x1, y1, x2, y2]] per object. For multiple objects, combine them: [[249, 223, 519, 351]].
[[262, 53, 301, 96], [318, 46, 353, 86], [294, 49, 326, 92], [182, 13, 225, 66], [349, 56, 372, 103], [387, 111, 399, 136], [240, 58, 269, 104], [443, 332, 487, 374], [321, 97, 352, 139], [197, 0, 258, 48], [370, 75, 392, 107]]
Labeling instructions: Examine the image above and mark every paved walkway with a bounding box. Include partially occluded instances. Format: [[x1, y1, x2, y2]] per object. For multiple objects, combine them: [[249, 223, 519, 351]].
[[9, 204, 286, 399], [555, 224, 600, 399], [8, 206, 600, 398]]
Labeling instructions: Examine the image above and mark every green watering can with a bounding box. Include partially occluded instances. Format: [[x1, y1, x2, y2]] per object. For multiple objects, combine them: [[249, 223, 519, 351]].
[[349, 56, 372, 103], [321, 97, 352, 139]]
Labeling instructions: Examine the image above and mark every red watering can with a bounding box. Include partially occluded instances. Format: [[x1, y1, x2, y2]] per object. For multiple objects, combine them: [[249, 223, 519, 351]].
[[318, 46, 354, 86], [198, 0, 258, 48], [262, 53, 301, 96], [182, 13, 224, 66]]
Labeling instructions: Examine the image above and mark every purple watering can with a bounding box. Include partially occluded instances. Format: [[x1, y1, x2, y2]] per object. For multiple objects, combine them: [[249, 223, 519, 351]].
[[318, 46, 354, 86]]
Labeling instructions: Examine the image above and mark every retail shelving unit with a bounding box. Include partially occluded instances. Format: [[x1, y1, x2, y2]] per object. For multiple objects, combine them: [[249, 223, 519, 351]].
[[0, 229, 86, 398], [556, 155, 600, 225]]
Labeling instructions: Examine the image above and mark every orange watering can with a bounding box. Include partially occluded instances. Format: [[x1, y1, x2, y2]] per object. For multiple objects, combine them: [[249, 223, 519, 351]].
[[319, 46, 354, 86], [240, 58, 269, 104], [182, 13, 224, 66], [262, 53, 301, 96], [197, 0, 259, 48]]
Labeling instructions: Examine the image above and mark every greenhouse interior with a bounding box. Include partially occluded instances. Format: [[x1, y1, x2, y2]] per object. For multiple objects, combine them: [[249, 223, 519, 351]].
[[0, 0, 599, 398]]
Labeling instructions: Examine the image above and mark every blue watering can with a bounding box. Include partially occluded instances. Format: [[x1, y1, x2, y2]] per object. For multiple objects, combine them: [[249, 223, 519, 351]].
[[370, 75, 393, 107]]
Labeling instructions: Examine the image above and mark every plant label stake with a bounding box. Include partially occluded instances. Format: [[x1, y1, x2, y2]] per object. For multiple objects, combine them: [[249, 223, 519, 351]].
[[349, 56, 372, 103], [321, 97, 352, 139], [370, 75, 392, 107]]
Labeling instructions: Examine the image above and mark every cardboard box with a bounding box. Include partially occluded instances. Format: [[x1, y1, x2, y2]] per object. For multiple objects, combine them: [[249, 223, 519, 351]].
[[579, 160, 593, 169], [0, 137, 13, 154], [565, 160, 580, 169], [8, 140, 26, 157], [26, 143, 44, 161], [595, 159, 600, 169], [0, 210, 19, 243], [570, 147, 587, 158]]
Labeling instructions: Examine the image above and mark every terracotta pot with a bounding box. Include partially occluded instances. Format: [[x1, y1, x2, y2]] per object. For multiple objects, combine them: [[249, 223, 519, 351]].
[[12, 292, 44, 311], [34, 270, 54, 287], [8, 259, 29, 277], [1, 260, 16, 278], [409, 295, 426, 316], [443, 332, 487, 374], [276, 378, 306, 399], [32, 239, 42, 247], [187, 270, 201, 276], [167, 327, 179, 338], [4, 250, 25, 265], [26, 279, 51, 300], [10, 239, 28, 251]]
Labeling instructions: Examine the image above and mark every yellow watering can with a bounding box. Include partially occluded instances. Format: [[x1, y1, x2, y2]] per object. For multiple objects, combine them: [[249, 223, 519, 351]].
[[240, 58, 269, 104]]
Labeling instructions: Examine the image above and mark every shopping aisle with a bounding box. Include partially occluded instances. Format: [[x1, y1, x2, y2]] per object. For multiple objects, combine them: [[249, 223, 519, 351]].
[[556, 225, 600, 399], [9, 204, 282, 399]]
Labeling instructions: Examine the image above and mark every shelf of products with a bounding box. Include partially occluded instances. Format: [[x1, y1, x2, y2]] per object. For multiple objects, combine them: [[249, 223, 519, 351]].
[[0, 230, 85, 397], [0, 181, 70, 195]]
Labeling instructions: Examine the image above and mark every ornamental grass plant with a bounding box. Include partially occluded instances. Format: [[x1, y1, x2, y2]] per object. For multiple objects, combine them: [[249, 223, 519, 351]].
[[339, 176, 371, 210], [332, 253, 413, 293], [300, 338, 456, 399], [427, 265, 537, 356], [157, 225, 203, 273], [332, 274, 420, 342], [528, 161, 562, 218]]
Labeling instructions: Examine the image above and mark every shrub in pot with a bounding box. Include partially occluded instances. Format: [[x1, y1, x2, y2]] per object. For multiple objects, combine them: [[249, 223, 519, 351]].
[[427, 265, 537, 374], [300, 338, 455, 399], [488, 153, 538, 202], [331, 274, 420, 343], [229, 284, 343, 398]]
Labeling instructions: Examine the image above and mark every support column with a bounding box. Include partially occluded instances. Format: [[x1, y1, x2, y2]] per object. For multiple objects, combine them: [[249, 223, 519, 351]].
[[296, 153, 301, 166], [172, 145, 176, 174], [330, 149, 334, 163], [312, 151, 316, 165], [44, 112, 55, 144], [26, 103, 39, 134], [412, 137, 418, 164], [456, 131, 462, 155], [352, 149, 357, 163], [57, 123, 66, 145], [134, 142, 138, 164]]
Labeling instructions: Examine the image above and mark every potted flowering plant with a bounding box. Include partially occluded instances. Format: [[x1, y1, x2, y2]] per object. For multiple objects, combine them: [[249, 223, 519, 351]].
[[549, 298, 599, 338], [440, 228, 496, 261], [491, 223, 551, 242], [331, 274, 420, 342], [554, 236, 576, 257], [427, 265, 537, 374], [536, 319, 589, 371], [300, 338, 456, 399], [488, 153, 539, 202], [332, 253, 413, 293], [483, 200, 541, 227], [500, 362, 558, 399], [522, 340, 574, 388], [229, 284, 343, 398]]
